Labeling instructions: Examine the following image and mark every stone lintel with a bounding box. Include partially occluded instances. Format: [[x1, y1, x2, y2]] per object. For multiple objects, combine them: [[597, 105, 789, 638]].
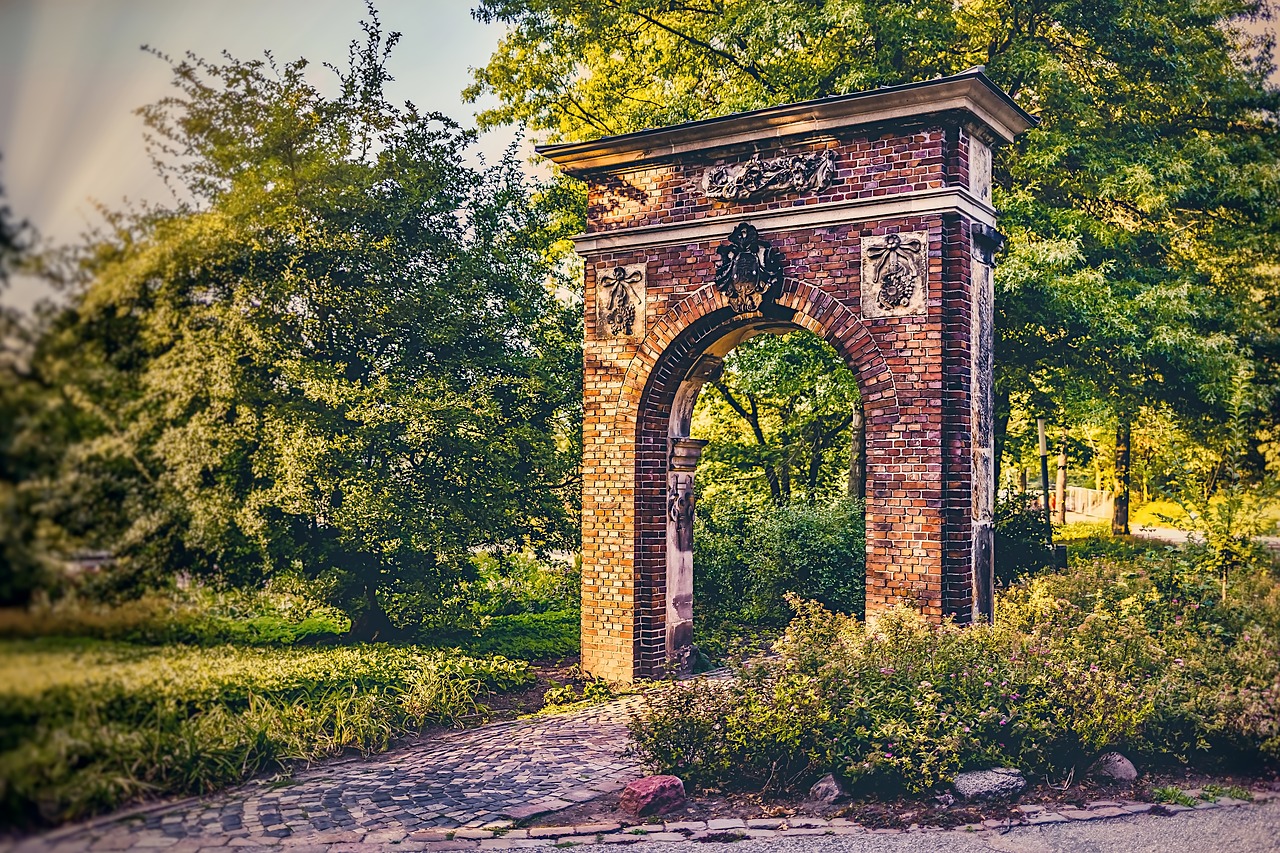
[[570, 186, 996, 253], [537, 69, 1036, 173]]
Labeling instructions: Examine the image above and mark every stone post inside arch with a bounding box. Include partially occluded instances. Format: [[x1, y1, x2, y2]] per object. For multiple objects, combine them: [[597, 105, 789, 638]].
[[540, 70, 1035, 683]]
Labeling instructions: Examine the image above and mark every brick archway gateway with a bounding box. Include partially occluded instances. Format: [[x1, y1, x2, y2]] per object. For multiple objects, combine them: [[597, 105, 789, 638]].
[[539, 70, 1035, 682]]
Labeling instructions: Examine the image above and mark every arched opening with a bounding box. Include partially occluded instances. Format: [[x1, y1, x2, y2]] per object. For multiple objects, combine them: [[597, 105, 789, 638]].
[[683, 328, 867, 666], [657, 313, 872, 673]]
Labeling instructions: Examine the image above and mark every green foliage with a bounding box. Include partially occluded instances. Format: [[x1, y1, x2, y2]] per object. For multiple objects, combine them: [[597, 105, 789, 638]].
[[3, 10, 582, 637], [421, 610, 580, 661], [630, 544, 1280, 795], [0, 584, 349, 646], [992, 493, 1053, 586], [541, 671, 616, 713], [1152, 785, 1198, 807], [471, 0, 1280, 518], [693, 331, 860, 507], [0, 639, 533, 827], [694, 495, 865, 629]]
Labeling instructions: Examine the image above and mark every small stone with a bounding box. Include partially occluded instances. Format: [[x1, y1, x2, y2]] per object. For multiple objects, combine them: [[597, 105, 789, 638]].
[[1089, 752, 1138, 783], [618, 776, 686, 818], [934, 793, 955, 808], [808, 773, 850, 804], [953, 768, 1026, 801]]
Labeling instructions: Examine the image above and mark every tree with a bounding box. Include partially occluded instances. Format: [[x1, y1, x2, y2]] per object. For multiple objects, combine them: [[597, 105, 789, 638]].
[[469, 0, 1280, 519], [693, 331, 859, 507], [18, 11, 582, 636]]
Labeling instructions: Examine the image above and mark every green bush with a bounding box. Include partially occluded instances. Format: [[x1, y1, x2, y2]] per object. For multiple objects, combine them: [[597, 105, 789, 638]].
[[419, 610, 580, 661], [0, 640, 533, 827], [993, 494, 1054, 586], [694, 496, 865, 627], [630, 545, 1280, 796]]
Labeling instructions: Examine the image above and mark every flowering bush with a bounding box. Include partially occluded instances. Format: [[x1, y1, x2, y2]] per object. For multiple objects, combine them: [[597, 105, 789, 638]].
[[629, 546, 1280, 794]]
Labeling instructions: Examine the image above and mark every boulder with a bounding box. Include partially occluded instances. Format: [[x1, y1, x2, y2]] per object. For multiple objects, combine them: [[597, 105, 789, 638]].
[[619, 775, 686, 818], [808, 773, 850, 804], [953, 768, 1026, 801], [1089, 751, 1138, 783]]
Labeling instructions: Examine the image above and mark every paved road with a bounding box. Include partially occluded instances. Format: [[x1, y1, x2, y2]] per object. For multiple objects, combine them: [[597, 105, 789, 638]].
[[573, 798, 1280, 853]]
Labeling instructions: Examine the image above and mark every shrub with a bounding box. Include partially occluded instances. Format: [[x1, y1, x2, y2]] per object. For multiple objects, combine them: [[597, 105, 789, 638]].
[[630, 545, 1280, 796], [993, 494, 1053, 586], [694, 496, 865, 627], [0, 640, 533, 827], [419, 610, 580, 661]]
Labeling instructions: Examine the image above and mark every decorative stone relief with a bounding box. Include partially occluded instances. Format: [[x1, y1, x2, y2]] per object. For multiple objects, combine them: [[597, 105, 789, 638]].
[[860, 231, 928, 318], [967, 125, 998, 207], [713, 223, 785, 314], [665, 437, 705, 675], [596, 263, 645, 338], [702, 149, 837, 201]]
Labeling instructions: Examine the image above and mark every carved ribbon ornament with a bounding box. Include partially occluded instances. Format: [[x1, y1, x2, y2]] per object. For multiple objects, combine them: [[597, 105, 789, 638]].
[[713, 223, 785, 314], [702, 149, 837, 201], [866, 233, 925, 312], [598, 265, 643, 336]]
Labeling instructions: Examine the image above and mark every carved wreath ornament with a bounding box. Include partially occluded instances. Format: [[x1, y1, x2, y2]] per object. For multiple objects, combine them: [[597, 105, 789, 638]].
[[861, 231, 928, 317], [714, 223, 785, 314], [702, 149, 837, 201], [597, 264, 645, 337]]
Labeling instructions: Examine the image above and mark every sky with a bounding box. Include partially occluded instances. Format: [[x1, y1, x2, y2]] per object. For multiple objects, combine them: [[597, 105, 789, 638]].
[[0, 0, 524, 310]]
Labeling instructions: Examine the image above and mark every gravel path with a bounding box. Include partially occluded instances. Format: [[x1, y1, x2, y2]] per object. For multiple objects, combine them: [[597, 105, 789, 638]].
[[572, 798, 1280, 853]]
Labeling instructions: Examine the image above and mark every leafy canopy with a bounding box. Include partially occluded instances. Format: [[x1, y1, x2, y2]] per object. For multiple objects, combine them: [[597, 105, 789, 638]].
[[469, 0, 1280, 485], [9, 11, 581, 634]]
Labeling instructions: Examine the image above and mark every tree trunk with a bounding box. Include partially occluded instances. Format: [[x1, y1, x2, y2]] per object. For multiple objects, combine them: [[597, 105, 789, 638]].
[[1112, 413, 1132, 535], [1018, 466, 1027, 494], [1055, 429, 1068, 526], [349, 582, 395, 642], [848, 403, 866, 500]]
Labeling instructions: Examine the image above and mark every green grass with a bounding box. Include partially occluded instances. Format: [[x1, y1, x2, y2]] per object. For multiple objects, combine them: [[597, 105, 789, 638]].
[[419, 610, 580, 661], [0, 638, 533, 828]]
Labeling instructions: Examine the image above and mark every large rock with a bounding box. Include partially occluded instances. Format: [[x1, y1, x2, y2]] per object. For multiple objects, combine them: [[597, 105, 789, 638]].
[[1089, 751, 1138, 783], [808, 773, 850, 804], [619, 775, 686, 817], [953, 768, 1026, 801]]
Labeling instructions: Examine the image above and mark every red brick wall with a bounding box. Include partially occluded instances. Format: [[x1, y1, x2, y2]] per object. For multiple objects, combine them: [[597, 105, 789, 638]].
[[578, 123, 986, 681]]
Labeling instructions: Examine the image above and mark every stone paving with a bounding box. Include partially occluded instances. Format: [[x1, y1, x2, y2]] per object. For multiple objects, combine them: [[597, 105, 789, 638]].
[[8, 697, 645, 853]]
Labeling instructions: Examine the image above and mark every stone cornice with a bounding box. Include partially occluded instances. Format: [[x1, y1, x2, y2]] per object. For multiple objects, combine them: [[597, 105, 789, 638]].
[[537, 70, 1036, 174], [570, 185, 996, 254]]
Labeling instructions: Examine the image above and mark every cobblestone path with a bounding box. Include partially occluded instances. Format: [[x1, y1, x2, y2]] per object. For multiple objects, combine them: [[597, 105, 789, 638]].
[[11, 696, 644, 852]]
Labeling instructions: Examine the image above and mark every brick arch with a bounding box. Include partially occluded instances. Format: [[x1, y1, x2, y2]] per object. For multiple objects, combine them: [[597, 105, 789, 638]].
[[622, 281, 908, 678], [551, 74, 1031, 682], [616, 279, 899, 426]]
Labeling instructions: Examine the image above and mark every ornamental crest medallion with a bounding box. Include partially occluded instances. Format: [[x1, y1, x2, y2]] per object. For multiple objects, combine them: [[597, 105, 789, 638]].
[[702, 149, 837, 201], [596, 263, 645, 338], [714, 223, 785, 314], [860, 231, 928, 318]]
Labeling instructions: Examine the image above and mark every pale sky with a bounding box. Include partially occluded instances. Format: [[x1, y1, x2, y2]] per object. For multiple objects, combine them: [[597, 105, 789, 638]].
[[0, 0, 524, 310]]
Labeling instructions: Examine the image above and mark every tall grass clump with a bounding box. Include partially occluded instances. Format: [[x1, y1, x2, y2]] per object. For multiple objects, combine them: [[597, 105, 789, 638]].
[[630, 543, 1280, 796], [0, 641, 533, 827]]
